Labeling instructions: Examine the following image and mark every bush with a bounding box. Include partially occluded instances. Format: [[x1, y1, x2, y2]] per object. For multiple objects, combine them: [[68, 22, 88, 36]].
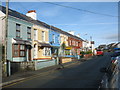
[[85, 50, 92, 54], [80, 51, 85, 55]]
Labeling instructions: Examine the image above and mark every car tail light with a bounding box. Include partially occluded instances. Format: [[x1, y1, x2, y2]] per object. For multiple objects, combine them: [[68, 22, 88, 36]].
[[111, 60, 115, 63]]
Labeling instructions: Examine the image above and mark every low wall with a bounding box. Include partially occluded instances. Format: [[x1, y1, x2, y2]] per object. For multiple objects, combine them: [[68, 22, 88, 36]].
[[35, 59, 56, 70], [84, 54, 93, 59], [60, 57, 77, 63], [10, 60, 57, 74], [20, 61, 35, 71]]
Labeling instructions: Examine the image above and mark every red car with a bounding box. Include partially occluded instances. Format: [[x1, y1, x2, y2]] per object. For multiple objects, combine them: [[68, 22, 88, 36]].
[[96, 50, 104, 56]]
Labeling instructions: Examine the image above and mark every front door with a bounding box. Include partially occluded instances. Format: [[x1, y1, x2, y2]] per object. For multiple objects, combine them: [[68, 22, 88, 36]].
[[28, 49, 31, 61]]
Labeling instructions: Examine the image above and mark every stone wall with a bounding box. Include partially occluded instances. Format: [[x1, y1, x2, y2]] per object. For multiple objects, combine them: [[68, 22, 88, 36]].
[[20, 61, 35, 71]]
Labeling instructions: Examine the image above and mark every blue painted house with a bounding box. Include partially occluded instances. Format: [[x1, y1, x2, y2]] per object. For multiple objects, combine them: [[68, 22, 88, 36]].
[[49, 26, 60, 57]]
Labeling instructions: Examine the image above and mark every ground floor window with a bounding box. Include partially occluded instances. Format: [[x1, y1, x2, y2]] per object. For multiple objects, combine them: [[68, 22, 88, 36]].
[[43, 47, 51, 56], [13, 44, 26, 57], [51, 48, 58, 55]]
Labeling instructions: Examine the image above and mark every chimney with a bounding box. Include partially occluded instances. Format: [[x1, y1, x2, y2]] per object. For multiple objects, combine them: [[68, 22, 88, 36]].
[[26, 10, 37, 20], [68, 30, 74, 35], [76, 34, 80, 37]]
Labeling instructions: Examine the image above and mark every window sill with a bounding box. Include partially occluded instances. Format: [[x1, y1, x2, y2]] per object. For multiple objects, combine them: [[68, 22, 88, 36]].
[[27, 38, 32, 41], [16, 37, 22, 40]]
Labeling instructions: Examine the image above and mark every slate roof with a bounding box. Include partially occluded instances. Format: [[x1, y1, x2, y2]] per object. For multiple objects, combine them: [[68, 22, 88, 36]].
[[0, 5, 83, 41]]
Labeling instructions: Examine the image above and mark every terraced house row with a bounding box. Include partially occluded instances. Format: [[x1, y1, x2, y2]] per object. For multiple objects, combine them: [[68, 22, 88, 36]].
[[0, 6, 84, 75]]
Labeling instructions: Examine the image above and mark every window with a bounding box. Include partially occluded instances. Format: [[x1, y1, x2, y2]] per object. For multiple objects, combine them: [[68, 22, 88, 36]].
[[69, 40, 71, 45], [58, 35, 60, 44], [27, 27, 31, 39], [42, 31, 45, 41], [78, 42, 80, 47], [43, 47, 51, 56], [16, 24, 20, 38], [13, 44, 26, 57], [20, 45, 25, 56], [52, 34, 55, 43], [76, 42, 78, 46], [34, 29, 38, 40], [13, 44, 19, 57], [72, 41, 75, 46]]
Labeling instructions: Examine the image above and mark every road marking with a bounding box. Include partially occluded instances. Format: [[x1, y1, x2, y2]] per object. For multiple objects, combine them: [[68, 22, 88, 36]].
[[2, 70, 54, 88], [0, 78, 25, 87], [2, 60, 90, 88]]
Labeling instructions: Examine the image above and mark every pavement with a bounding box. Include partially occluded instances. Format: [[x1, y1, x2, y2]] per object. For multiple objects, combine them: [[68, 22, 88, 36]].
[[1, 57, 93, 88]]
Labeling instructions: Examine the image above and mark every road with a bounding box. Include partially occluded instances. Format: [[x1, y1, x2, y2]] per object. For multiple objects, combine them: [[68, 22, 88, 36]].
[[4, 52, 112, 88]]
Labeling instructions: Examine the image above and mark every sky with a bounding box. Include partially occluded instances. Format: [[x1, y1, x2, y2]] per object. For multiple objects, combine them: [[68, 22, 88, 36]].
[[1, 1, 118, 47]]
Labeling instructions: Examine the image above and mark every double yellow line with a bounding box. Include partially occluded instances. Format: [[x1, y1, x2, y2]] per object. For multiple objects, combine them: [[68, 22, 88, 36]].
[[2, 70, 54, 88]]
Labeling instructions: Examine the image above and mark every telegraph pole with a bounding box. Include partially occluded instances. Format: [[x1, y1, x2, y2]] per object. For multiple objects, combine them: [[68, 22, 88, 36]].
[[4, 0, 10, 76], [90, 36, 92, 50]]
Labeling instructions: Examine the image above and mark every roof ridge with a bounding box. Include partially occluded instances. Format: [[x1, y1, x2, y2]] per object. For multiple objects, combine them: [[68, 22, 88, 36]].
[[0, 5, 83, 41]]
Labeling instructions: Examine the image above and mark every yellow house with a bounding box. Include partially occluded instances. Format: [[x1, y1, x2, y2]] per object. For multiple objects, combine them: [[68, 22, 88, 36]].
[[60, 33, 68, 46], [32, 24, 51, 60]]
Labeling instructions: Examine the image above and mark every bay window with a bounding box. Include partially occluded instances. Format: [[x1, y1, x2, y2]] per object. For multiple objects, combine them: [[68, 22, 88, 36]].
[[13, 44, 26, 57], [43, 47, 51, 56]]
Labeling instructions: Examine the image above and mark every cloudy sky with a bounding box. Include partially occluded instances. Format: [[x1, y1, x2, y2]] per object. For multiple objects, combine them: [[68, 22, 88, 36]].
[[2, 1, 118, 47]]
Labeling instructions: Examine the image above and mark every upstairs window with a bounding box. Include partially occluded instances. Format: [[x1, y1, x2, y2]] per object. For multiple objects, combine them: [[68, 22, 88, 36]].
[[78, 42, 80, 47], [27, 27, 31, 40], [69, 40, 72, 46], [34, 29, 38, 40], [16, 24, 20, 38], [58, 35, 60, 44], [52, 34, 55, 43], [76, 42, 78, 46], [42, 31, 45, 41]]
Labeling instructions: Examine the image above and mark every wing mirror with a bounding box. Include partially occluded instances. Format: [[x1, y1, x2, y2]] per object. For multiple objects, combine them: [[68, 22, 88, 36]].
[[100, 67, 108, 73]]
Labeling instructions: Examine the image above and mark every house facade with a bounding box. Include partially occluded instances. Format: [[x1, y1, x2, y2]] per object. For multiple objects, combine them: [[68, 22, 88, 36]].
[[59, 33, 69, 57], [1, 6, 33, 62], [33, 24, 51, 60], [49, 26, 60, 58], [68, 36, 83, 59]]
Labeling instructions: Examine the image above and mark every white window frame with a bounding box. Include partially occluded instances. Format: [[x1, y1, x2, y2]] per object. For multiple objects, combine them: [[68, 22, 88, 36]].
[[34, 29, 38, 40], [42, 31, 45, 41], [43, 47, 51, 56], [16, 24, 21, 38], [27, 27, 31, 39], [52, 34, 55, 43]]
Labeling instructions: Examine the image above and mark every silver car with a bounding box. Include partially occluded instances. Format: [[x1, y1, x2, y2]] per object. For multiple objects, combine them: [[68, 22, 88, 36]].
[[99, 54, 120, 89]]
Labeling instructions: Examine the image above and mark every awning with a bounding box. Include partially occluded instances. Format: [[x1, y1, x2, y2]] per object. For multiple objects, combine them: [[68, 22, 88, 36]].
[[38, 42, 51, 47], [12, 38, 32, 45]]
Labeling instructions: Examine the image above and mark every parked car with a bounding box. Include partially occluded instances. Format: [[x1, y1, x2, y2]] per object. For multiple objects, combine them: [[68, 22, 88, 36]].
[[96, 50, 104, 56], [99, 52, 120, 89]]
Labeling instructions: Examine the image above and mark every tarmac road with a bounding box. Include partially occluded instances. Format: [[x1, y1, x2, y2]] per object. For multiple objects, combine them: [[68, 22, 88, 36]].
[[4, 52, 112, 88]]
